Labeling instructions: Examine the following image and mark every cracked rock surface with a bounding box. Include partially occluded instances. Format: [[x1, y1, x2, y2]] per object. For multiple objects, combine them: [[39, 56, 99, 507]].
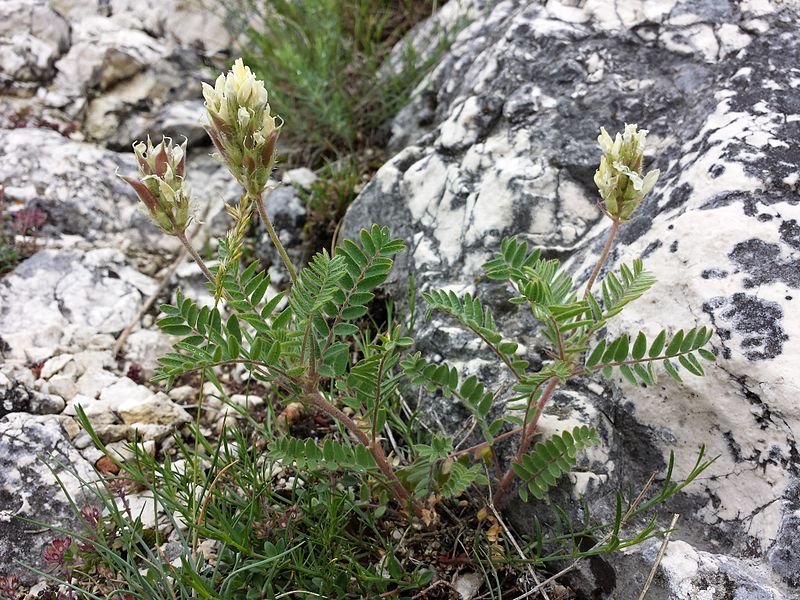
[[344, 0, 799, 596]]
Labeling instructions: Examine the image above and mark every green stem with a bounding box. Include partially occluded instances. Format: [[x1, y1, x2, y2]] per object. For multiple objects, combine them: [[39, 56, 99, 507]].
[[176, 230, 215, 284], [252, 190, 298, 284], [371, 354, 388, 445], [583, 217, 620, 300], [493, 376, 560, 509]]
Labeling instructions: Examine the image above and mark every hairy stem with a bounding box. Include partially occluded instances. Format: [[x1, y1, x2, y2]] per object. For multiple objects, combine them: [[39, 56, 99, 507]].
[[493, 376, 560, 509], [176, 230, 215, 284], [252, 190, 298, 284], [371, 354, 388, 445], [306, 389, 421, 518], [583, 217, 620, 299], [450, 425, 524, 459]]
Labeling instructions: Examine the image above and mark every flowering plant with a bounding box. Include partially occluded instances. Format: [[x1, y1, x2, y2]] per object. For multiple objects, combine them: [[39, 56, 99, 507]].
[[57, 60, 717, 597]]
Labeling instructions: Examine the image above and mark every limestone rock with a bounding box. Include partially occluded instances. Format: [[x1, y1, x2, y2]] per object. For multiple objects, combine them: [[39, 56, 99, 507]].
[[99, 376, 154, 409], [283, 167, 317, 190], [0, 0, 70, 94], [40, 354, 74, 379], [45, 374, 78, 401], [75, 368, 120, 399], [599, 539, 790, 600], [121, 328, 174, 377], [343, 0, 800, 594], [0, 381, 65, 417], [54, 17, 165, 95], [167, 385, 195, 404], [0, 249, 155, 361], [0, 128, 169, 249], [0, 414, 98, 585], [117, 391, 191, 426]]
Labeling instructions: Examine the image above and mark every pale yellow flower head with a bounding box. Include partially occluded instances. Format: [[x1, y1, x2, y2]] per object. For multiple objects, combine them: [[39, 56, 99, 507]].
[[201, 58, 281, 195], [594, 124, 660, 221], [121, 136, 194, 235]]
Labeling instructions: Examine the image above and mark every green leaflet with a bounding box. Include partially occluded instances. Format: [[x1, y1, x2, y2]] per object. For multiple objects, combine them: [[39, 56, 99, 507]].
[[512, 426, 599, 502]]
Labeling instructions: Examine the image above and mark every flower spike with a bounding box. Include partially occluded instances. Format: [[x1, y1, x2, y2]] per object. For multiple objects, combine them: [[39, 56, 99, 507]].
[[594, 124, 660, 222]]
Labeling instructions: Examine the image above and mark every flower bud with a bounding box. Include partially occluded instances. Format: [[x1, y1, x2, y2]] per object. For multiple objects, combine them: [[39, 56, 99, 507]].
[[593, 124, 660, 222], [120, 136, 194, 235], [202, 58, 281, 195]]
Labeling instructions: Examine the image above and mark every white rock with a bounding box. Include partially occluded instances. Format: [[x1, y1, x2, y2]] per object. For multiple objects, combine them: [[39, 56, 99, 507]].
[[123, 329, 173, 374], [228, 394, 265, 410], [0, 248, 154, 361], [54, 17, 166, 94], [168, 385, 195, 403], [79, 445, 105, 465], [76, 368, 119, 399], [283, 167, 318, 190], [127, 423, 175, 442], [0, 414, 98, 583], [41, 354, 74, 379], [72, 350, 114, 375], [99, 377, 154, 409], [116, 491, 161, 529], [56, 415, 82, 439], [46, 375, 79, 402], [117, 392, 191, 426], [65, 394, 118, 425], [105, 439, 156, 462], [454, 572, 483, 600]]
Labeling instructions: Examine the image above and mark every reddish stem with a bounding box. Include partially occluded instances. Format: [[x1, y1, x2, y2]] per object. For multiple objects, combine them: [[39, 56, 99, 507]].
[[583, 218, 620, 300], [306, 389, 421, 518], [492, 376, 560, 509]]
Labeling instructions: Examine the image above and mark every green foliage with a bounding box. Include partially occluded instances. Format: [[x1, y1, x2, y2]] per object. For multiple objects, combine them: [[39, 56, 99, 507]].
[[153, 225, 405, 387], [52, 409, 435, 599], [401, 355, 507, 443], [481, 237, 590, 354], [511, 426, 599, 502], [42, 109, 721, 598], [422, 289, 529, 377], [587, 326, 716, 385], [397, 434, 487, 499], [268, 437, 378, 472], [591, 259, 656, 321], [0, 239, 22, 275], [228, 0, 454, 162]]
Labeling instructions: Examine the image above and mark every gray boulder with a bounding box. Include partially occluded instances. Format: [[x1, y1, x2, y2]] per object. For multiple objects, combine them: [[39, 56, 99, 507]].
[[0, 0, 70, 95], [343, 0, 799, 595], [0, 413, 98, 585], [0, 248, 156, 363], [0, 0, 229, 148]]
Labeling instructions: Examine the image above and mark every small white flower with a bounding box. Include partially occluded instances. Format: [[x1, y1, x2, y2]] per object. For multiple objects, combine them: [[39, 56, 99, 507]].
[[238, 106, 251, 130], [640, 169, 660, 197]]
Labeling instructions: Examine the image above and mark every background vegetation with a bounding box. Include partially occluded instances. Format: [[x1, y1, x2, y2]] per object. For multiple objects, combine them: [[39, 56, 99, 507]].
[[231, 0, 445, 164], [223, 0, 454, 253]]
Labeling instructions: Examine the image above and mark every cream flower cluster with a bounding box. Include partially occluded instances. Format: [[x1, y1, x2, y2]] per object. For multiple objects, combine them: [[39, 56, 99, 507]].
[[202, 58, 280, 195], [121, 137, 193, 235], [594, 124, 660, 222]]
